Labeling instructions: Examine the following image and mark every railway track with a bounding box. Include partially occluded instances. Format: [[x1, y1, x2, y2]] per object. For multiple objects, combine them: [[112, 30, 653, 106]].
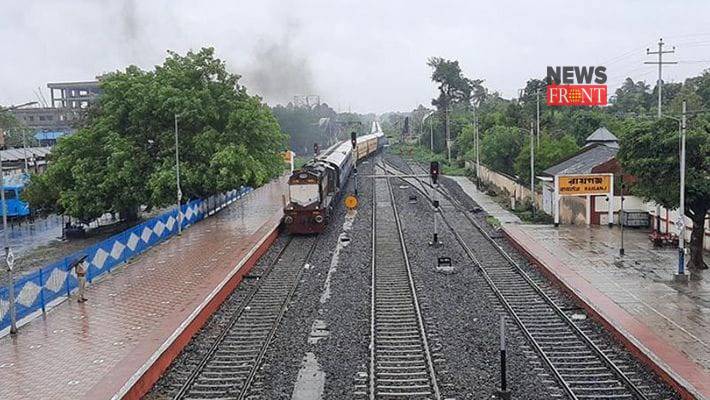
[[369, 162, 441, 400], [173, 235, 318, 400], [382, 159, 656, 400]]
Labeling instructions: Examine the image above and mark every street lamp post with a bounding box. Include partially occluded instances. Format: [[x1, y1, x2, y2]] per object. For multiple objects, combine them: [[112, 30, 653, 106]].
[[529, 122, 535, 218], [655, 108, 688, 281], [677, 100, 687, 280], [619, 177, 625, 256], [175, 114, 182, 235]]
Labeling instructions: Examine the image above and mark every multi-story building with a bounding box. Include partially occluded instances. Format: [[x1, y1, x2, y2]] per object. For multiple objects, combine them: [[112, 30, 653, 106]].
[[9, 80, 101, 134]]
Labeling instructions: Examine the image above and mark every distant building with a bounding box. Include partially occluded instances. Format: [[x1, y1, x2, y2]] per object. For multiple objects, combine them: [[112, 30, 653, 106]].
[[0, 146, 52, 175], [9, 80, 100, 135], [48, 81, 101, 109], [35, 131, 67, 147]]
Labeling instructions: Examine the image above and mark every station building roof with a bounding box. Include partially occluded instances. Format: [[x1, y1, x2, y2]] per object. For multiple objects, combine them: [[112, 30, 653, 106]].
[[584, 127, 619, 148], [542, 143, 618, 177]]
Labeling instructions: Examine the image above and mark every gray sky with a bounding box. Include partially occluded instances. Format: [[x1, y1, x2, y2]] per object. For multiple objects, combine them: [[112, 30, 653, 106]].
[[2, 0, 710, 113]]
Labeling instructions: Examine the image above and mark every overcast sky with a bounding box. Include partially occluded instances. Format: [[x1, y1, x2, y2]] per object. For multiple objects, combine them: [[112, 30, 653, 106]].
[[2, 0, 710, 113]]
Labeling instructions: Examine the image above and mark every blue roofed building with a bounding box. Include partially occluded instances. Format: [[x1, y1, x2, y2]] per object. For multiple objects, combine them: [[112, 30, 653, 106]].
[[35, 131, 68, 146]]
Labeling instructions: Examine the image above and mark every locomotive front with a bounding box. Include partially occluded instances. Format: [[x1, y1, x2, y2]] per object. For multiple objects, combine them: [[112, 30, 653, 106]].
[[284, 168, 326, 234]]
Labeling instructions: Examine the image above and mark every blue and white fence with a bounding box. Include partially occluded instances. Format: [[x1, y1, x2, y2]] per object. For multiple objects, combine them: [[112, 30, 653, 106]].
[[0, 186, 252, 333]]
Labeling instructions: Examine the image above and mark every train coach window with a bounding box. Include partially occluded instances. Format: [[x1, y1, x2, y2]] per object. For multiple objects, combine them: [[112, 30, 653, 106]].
[[4, 190, 17, 200]]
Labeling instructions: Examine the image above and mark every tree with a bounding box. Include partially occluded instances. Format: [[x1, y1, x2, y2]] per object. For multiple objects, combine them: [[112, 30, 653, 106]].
[[479, 126, 523, 175], [612, 78, 653, 114], [619, 118, 709, 270], [0, 110, 36, 148], [24, 48, 286, 223], [515, 135, 579, 183], [428, 57, 474, 160]]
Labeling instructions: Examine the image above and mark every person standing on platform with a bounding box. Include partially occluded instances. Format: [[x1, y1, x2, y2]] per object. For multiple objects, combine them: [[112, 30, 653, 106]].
[[73, 255, 89, 303]]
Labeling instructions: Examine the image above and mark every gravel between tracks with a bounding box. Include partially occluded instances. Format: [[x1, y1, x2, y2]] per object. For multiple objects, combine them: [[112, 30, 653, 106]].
[[254, 159, 375, 399], [385, 155, 552, 399]]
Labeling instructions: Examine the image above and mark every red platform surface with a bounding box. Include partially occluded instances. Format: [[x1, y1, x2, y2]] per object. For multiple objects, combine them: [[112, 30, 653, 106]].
[[0, 178, 286, 400], [504, 224, 710, 400]]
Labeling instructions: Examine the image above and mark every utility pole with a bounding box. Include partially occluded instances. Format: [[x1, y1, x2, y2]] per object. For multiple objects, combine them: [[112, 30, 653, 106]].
[[645, 38, 677, 118], [676, 100, 687, 281], [175, 114, 182, 235], [445, 106, 451, 163], [529, 122, 535, 218], [22, 130, 29, 172], [536, 89, 540, 148], [1, 152, 17, 335]]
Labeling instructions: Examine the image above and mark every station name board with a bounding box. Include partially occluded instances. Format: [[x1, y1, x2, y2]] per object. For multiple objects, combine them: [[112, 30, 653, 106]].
[[558, 174, 611, 196]]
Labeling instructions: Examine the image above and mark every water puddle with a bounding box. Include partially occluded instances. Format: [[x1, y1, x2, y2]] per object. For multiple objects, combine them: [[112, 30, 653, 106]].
[[291, 352, 325, 400]]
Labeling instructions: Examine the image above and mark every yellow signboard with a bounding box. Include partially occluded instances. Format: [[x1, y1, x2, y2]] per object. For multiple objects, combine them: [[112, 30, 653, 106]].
[[344, 195, 359, 210], [558, 174, 611, 196]]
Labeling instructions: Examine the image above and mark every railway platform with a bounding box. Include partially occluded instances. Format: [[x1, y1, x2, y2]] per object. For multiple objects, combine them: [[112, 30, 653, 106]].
[[452, 176, 709, 399], [505, 224, 710, 399], [0, 177, 286, 400]]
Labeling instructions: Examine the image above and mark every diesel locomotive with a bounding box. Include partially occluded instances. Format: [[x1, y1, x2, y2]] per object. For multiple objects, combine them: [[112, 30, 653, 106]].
[[284, 122, 386, 234]]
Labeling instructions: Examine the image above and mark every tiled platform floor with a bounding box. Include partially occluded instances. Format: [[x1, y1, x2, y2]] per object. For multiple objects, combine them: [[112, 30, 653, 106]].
[[505, 224, 710, 399], [0, 178, 286, 400]]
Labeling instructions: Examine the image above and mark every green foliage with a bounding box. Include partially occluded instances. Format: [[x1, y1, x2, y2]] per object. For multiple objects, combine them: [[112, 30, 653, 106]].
[[619, 119, 709, 212], [0, 110, 36, 148], [514, 135, 579, 183], [619, 118, 709, 270], [24, 48, 285, 223], [479, 126, 522, 175]]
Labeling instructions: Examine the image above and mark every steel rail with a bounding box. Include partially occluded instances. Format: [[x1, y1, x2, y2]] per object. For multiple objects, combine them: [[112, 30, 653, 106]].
[[173, 235, 318, 400], [383, 160, 649, 400], [369, 162, 441, 400]]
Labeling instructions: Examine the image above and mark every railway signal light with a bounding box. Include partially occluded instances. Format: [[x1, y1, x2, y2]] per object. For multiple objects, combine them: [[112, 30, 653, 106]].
[[313, 142, 320, 157], [351, 131, 357, 148], [430, 161, 439, 184]]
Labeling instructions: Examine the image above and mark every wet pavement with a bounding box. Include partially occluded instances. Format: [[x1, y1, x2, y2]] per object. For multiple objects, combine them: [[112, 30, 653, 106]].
[[0, 178, 286, 400], [0, 215, 63, 256], [505, 224, 710, 399]]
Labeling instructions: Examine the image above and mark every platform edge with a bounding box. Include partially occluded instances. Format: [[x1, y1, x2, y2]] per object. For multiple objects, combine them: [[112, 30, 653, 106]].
[[502, 225, 704, 400], [112, 219, 282, 400]]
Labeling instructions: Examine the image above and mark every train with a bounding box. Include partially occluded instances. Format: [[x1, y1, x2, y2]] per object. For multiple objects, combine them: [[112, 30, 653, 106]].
[[283, 122, 387, 234]]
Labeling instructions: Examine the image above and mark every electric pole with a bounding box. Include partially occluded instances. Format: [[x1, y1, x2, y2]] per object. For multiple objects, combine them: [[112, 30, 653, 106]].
[[645, 38, 677, 118]]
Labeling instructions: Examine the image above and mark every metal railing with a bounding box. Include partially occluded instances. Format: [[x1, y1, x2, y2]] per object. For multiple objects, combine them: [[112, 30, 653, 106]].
[[0, 187, 252, 333]]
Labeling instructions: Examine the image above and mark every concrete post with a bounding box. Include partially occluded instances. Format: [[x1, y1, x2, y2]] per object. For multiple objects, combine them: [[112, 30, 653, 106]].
[[553, 175, 560, 227], [607, 174, 614, 227]]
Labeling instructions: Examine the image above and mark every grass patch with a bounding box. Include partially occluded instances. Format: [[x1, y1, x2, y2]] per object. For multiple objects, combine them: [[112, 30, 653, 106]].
[[485, 215, 501, 228], [390, 142, 470, 176]]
